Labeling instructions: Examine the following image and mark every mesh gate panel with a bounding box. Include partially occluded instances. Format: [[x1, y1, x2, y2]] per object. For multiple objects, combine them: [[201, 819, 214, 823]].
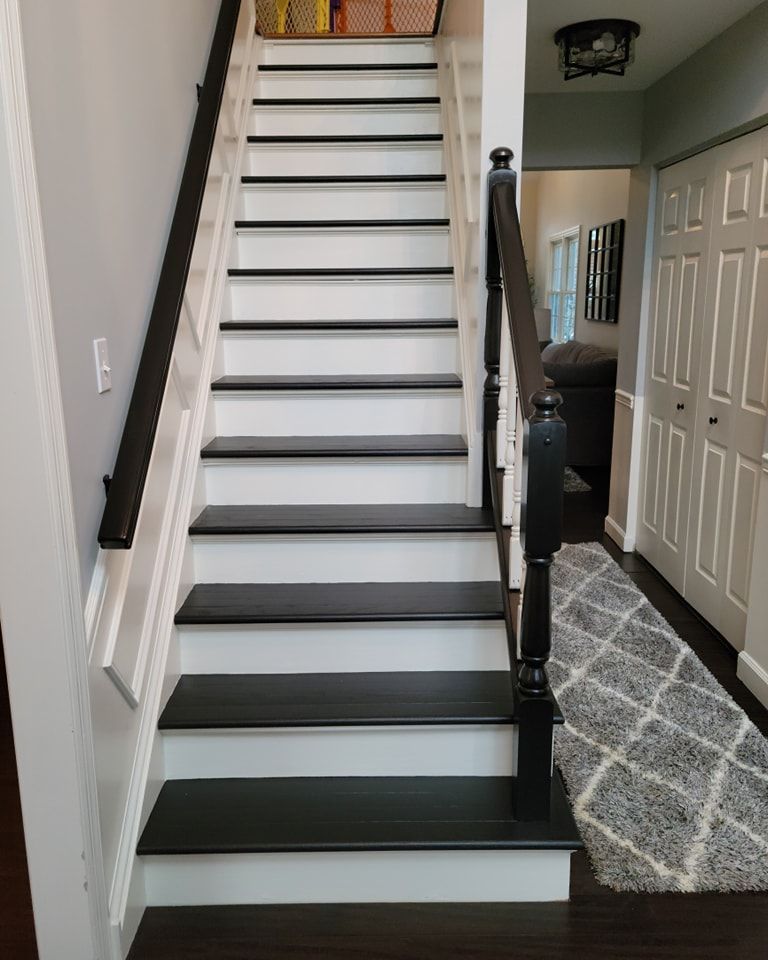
[[255, 0, 438, 34]]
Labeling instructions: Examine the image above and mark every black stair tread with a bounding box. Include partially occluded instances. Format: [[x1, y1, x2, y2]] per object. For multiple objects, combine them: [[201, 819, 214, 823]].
[[242, 174, 447, 184], [258, 62, 438, 72], [248, 134, 443, 143], [253, 96, 440, 106], [228, 267, 454, 277], [137, 773, 582, 855], [234, 218, 449, 229], [211, 373, 462, 391], [220, 319, 458, 330], [175, 581, 503, 624], [159, 671, 516, 729], [201, 434, 468, 458], [190, 503, 494, 536]]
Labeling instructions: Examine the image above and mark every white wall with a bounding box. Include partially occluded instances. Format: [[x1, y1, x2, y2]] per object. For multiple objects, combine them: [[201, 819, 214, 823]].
[[18, 0, 220, 598], [520, 168, 631, 353]]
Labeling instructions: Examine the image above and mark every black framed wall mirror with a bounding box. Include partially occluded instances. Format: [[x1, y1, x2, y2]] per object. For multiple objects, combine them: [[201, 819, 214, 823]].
[[585, 218, 625, 323]]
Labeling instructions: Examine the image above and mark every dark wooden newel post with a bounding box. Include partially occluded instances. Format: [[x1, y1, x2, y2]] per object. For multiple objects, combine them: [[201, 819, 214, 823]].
[[515, 388, 566, 820]]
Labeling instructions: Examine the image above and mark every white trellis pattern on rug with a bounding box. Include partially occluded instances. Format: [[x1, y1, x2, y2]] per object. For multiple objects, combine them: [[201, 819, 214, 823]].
[[550, 542, 768, 893]]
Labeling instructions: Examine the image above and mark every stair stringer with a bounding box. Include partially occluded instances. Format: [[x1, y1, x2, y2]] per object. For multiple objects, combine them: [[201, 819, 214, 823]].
[[436, 35, 483, 507], [82, 7, 263, 955]]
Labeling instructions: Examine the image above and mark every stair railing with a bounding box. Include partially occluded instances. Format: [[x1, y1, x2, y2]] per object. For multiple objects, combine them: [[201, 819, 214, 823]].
[[98, 0, 242, 549], [484, 147, 566, 820]]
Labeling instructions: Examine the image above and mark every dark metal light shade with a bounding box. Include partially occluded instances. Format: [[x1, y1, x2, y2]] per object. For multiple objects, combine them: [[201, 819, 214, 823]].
[[554, 19, 641, 81]]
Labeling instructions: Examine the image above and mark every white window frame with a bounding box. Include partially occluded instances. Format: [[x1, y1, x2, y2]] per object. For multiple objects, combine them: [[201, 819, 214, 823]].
[[547, 226, 581, 342]]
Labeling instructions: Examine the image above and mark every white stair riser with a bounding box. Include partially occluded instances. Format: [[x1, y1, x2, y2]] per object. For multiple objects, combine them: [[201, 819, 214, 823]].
[[226, 278, 454, 321], [256, 72, 439, 98], [263, 39, 435, 65], [250, 105, 441, 136], [163, 726, 516, 779], [143, 850, 572, 905], [239, 184, 448, 221], [213, 391, 463, 436], [245, 143, 444, 176], [191, 534, 499, 583], [221, 331, 458, 376], [178, 621, 509, 674], [232, 229, 451, 270], [202, 459, 468, 506]]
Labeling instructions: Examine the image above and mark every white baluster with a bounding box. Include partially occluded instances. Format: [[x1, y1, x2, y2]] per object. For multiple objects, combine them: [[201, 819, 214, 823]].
[[508, 394, 524, 590], [502, 350, 516, 525], [496, 321, 510, 469]]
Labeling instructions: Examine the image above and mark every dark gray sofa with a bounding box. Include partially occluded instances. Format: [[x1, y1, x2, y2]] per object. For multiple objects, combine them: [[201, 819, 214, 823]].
[[541, 340, 617, 468]]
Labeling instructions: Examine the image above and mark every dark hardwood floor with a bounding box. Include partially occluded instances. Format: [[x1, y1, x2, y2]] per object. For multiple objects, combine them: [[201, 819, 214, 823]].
[[0, 635, 38, 959], [128, 466, 768, 959]]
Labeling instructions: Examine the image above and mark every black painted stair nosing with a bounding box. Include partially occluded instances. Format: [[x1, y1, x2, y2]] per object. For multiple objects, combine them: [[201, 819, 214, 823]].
[[220, 319, 458, 331], [242, 174, 447, 185], [247, 134, 443, 144], [175, 580, 502, 625], [253, 96, 440, 107], [228, 267, 454, 278], [189, 503, 494, 536], [258, 62, 438, 73], [234, 218, 449, 230], [211, 373, 462, 391], [137, 773, 582, 855], [158, 671, 517, 730], [200, 434, 468, 459]]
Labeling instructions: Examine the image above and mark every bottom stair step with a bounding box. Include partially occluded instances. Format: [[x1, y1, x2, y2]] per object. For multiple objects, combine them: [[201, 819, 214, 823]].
[[138, 774, 581, 855]]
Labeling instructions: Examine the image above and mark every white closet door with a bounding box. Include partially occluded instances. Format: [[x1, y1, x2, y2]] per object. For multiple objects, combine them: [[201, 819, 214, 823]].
[[685, 129, 768, 648], [637, 153, 713, 594]]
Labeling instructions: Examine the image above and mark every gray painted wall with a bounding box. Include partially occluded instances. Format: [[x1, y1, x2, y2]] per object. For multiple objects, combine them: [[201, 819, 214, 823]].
[[523, 93, 643, 170], [643, 1, 768, 166], [19, 1, 219, 597]]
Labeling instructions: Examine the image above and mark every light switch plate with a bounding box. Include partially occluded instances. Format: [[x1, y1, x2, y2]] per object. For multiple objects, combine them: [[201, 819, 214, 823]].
[[93, 338, 112, 393]]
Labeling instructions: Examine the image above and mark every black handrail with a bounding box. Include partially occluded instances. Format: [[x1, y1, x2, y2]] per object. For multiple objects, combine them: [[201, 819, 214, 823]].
[[98, 0, 242, 549], [484, 147, 566, 820], [432, 0, 446, 35]]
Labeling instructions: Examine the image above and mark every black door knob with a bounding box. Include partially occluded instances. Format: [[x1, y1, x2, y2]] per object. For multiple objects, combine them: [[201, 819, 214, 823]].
[[709, 416, 718, 425], [676, 403, 685, 411]]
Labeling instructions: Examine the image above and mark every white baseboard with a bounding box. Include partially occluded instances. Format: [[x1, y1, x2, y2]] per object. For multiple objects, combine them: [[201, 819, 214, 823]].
[[604, 515, 635, 552], [737, 652, 768, 709]]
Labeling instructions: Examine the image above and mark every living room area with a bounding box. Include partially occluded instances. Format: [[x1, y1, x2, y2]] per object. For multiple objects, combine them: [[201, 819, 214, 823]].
[[520, 167, 630, 532]]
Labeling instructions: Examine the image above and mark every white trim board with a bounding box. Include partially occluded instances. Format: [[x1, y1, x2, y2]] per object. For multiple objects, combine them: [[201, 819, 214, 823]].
[[737, 652, 768, 710], [0, 1, 112, 956], [604, 515, 635, 553], [82, 7, 262, 952]]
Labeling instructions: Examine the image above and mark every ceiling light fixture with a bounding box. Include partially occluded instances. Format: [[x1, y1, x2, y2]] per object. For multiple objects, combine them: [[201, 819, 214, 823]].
[[554, 19, 641, 82]]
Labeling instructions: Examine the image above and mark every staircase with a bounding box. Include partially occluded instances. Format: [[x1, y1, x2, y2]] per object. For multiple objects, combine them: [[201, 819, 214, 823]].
[[136, 36, 580, 911]]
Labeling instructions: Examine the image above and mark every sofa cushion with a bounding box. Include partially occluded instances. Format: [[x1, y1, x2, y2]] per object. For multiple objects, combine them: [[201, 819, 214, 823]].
[[541, 340, 617, 388]]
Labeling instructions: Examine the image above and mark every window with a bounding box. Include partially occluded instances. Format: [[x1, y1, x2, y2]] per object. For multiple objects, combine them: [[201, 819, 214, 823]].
[[547, 227, 580, 342]]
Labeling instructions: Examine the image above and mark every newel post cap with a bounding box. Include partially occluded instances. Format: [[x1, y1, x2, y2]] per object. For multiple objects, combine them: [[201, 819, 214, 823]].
[[490, 146, 514, 169], [530, 388, 563, 418]]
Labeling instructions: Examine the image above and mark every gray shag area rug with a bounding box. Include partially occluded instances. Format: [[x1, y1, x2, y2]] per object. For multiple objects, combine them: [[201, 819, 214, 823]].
[[563, 467, 592, 494], [550, 542, 768, 893]]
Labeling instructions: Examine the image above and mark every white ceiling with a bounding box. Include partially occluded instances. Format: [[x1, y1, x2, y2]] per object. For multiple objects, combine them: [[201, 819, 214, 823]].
[[526, 0, 765, 94]]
